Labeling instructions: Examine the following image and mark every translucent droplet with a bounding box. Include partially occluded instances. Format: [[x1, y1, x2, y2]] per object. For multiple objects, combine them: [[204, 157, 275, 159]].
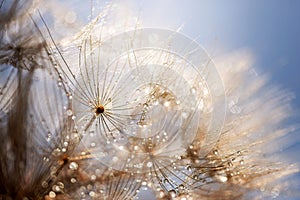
[[66, 109, 73, 116], [112, 156, 118, 162], [69, 162, 78, 170], [57, 182, 64, 189], [169, 189, 176, 198], [203, 87, 209, 96], [147, 161, 153, 168], [271, 188, 280, 198], [49, 191, 56, 198], [163, 101, 171, 107], [142, 181, 147, 186], [159, 190, 165, 198], [190, 87, 196, 94], [218, 175, 228, 182], [53, 185, 60, 192], [70, 178, 76, 183], [186, 165, 192, 171], [42, 181, 48, 188], [91, 175, 96, 181], [164, 179, 170, 184], [213, 150, 218, 155], [89, 191, 95, 197]]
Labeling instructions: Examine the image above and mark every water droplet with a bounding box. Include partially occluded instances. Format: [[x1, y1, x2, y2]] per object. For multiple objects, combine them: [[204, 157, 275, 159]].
[[178, 184, 185, 190], [66, 109, 73, 116], [53, 185, 60, 192], [186, 165, 192, 171], [193, 175, 198, 180], [190, 87, 196, 94], [42, 181, 48, 188], [163, 101, 171, 107], [169, 189, 176, 198], [49, 191, 56, 198], [112, 156, 118, 162], [91, 175, 97, 181], [89, 191, 95, 197], [146, 161, 153, 168], [70, 178, 76, 183], [159, 190, 165, 198], [69, 162, 78, 170], [218, 175, 228, 182], [240, 160, 244, 165], [213, 150, 218, 155], [142, 181, 147, 186], [57, 182, 64, 189], [203, 87, 209, 96]]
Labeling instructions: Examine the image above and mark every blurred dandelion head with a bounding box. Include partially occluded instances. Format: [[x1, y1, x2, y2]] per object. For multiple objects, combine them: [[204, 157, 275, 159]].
[[0, 0, 299, 200]]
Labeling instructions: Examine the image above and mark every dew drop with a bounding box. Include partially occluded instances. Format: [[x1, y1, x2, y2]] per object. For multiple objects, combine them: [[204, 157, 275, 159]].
[[89, 191, 95, 197], [91, 175, 96, 181], [169, 189, 176, 198], [178, 184, 185, 190], [70, 178, 76, 183], [213, 150, 218, 155], [218, 175, 228, 182], [42, 181, 48, 188], [57, 182, 64, 189], [142, 181, 147, 186], [49, 191, 56, 198], [159, 190, 165, 198], [69, 162, 78, 170], [66, 109, 73, 116], [146, 161, 153, 168], [164, 179, 170, 184], [186, 165, 192, 171], [190, 87, 196, 94]]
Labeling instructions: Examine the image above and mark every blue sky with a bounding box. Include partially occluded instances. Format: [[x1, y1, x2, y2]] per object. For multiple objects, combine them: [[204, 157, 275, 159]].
[[135, 1, 300, 197], [135, 0, 300, 171], [138, 0, 300, 110]]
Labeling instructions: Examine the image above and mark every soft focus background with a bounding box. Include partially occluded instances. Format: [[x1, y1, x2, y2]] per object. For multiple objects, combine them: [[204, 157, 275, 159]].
[[136, 0, 300, 149], [138, 0, 300, 107]]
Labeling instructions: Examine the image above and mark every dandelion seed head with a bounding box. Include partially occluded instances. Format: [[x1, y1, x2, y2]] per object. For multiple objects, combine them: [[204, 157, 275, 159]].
[[1, 1, 299, 199]]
